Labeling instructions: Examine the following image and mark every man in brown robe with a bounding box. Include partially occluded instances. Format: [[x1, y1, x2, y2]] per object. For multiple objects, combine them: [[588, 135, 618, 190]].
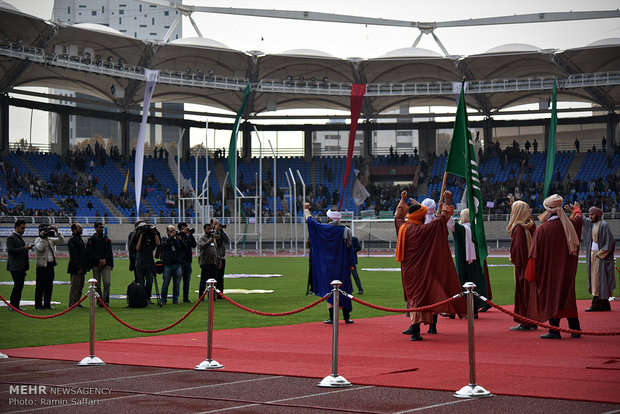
[[395, 190, 466, 341], [583, 206, 615, 311], [506, 199, 536, 330], [525, 195, 582, 339]]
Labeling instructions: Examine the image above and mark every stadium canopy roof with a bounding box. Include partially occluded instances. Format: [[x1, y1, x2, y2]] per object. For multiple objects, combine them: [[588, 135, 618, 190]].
[[0, 5, 618, 118]]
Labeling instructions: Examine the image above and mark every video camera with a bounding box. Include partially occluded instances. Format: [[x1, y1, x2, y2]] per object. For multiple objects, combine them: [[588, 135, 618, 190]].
[[39, 225, 56, 238]]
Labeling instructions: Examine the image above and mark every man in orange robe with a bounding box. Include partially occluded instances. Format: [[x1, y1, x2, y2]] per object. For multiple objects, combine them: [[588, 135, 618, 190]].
[[395, 190, 466, 341]]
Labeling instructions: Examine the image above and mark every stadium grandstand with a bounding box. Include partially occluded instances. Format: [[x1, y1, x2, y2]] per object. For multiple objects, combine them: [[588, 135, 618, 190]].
[[0, 2, 619, 251]]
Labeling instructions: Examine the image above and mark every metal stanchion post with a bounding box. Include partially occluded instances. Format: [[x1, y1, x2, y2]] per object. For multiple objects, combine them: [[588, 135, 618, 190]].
[[195, 278, 224, 370], [78, 278, 105, 366], [454, 282, 491, 398], [318, 280, 351, 387]]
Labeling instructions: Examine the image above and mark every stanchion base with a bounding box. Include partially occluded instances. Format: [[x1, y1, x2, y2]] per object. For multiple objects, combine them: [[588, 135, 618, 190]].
[[0, 352, 9, 359], [318, 374, 352, 388], [77, 356, 105, 366], [194, 359, 224, 370], [454, 384, 492, 398]]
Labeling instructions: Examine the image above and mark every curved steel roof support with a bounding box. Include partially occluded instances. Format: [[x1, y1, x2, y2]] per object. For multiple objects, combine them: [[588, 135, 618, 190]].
[[454, 60, 493, 115], [549, 53, 615, 111], [0, 24, 58, 93]]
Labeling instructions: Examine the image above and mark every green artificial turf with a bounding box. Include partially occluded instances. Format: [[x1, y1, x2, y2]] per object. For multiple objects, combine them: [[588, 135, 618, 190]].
[[0, 255, 602, 349]]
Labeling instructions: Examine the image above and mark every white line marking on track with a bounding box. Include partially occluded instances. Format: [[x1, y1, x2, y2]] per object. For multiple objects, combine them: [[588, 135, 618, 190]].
[[391, 397, 476, 413], [198, 385, 374, 413]]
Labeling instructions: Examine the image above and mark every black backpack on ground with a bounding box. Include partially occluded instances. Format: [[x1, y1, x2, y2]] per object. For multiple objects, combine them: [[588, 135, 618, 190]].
[[127, 281, 148, 308]]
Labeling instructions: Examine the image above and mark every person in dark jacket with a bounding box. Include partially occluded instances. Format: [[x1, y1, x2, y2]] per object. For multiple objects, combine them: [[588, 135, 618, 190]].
[[6, 219, 32, 311], [177, 222, 197, 303], [350, 236, 364, 294], [159, 225, 185, 304], [86, 222, 113, 307], [67, 222, 89, 307]]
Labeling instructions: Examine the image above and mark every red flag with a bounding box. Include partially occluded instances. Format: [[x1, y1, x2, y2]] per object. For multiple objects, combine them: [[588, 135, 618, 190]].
[[338, 83, 366, 211]]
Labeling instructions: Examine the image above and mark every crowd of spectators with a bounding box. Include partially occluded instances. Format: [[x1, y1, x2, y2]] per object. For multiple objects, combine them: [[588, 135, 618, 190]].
[[2, 139, 620, 220]]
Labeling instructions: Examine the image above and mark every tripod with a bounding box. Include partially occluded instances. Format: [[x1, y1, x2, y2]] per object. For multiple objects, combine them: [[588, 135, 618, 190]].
[[152, 270, 162, 307]]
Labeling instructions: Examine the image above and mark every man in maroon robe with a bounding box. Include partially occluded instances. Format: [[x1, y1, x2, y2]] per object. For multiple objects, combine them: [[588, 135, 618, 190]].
[[395, 190, 466, 341], [506, 199, 536, 330], [525, 195, 583, 339]]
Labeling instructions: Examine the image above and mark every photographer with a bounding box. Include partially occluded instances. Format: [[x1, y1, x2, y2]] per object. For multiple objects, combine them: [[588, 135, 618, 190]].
[[129, 221, 160, 304], [159, 225, 185, 304], [67, 223, 89, 307], [177, 222, 197, 303], [197, 222, 220, 300], [34, 224, 64, 310], [211, 218, 230, 296]]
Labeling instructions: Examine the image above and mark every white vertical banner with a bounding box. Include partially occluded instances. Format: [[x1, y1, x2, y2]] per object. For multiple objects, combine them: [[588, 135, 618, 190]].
[[134, 69, 159, 218]]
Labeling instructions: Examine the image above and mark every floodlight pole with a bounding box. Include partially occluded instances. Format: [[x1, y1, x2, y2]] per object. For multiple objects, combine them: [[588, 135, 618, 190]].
[[284, 170, 293, 252], [176, 128, 185, 223], [268, 140, 276, 255], [297, 169, 306, 256], [289, 167, 298, 254], [253, 125, 263, 255]]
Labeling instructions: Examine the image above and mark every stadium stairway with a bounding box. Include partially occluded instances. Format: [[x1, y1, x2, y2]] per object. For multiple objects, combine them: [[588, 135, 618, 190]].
[[70, 164, 124, 219], [566, 151, 586, 181], [19, 155, 62, 211], [310, 157, 317, 188]]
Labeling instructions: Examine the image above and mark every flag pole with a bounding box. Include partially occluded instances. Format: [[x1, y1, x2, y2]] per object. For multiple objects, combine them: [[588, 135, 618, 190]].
[[438, 171, 448, 209]]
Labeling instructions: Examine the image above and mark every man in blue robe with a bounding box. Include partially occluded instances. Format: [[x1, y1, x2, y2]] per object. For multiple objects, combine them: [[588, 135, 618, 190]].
[[305, 204, 355, 324]]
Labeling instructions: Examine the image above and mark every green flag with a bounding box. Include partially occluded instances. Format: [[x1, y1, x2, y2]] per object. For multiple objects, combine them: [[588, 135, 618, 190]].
[[227, 83, 251, 187], [543, 79, 558, 199], [445, 80, 488, 266]]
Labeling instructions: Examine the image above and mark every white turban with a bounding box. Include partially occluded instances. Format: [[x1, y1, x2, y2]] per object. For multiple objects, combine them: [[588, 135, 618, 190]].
[[421, 198, 436, 223], [538, 194, 580, 256], [327, 209, 341, 221]]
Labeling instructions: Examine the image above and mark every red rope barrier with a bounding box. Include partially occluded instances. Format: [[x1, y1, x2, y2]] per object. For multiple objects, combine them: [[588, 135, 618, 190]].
[[217, 291, 329, 316], [0, 294, 89, 319], [95, 291, 208, 333], [482, 298, 620, 336], [350, 293, 463, 313]]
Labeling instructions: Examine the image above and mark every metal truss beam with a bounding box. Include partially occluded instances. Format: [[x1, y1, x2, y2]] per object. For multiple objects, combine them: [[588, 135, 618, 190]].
[[1, 42, 619, 100]]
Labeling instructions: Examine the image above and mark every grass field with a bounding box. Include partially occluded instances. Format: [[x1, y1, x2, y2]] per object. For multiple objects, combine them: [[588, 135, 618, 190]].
[[0, 255, 607, 350]]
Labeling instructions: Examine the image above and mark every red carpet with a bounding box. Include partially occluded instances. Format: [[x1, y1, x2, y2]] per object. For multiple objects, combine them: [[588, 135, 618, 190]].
[[4, 300, 619, 403]]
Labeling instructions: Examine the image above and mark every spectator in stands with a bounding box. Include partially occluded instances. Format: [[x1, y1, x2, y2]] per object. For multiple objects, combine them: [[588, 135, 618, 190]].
[[159, 225, 185, 304], [602, 136, 607, 152], [67, 223, 89, 308], [177, 222, 197, 303], [6, 219, 32, 311], [574, 137, 580, 152], [33, 224, 64, 310], [87, 222, 113, 307]]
